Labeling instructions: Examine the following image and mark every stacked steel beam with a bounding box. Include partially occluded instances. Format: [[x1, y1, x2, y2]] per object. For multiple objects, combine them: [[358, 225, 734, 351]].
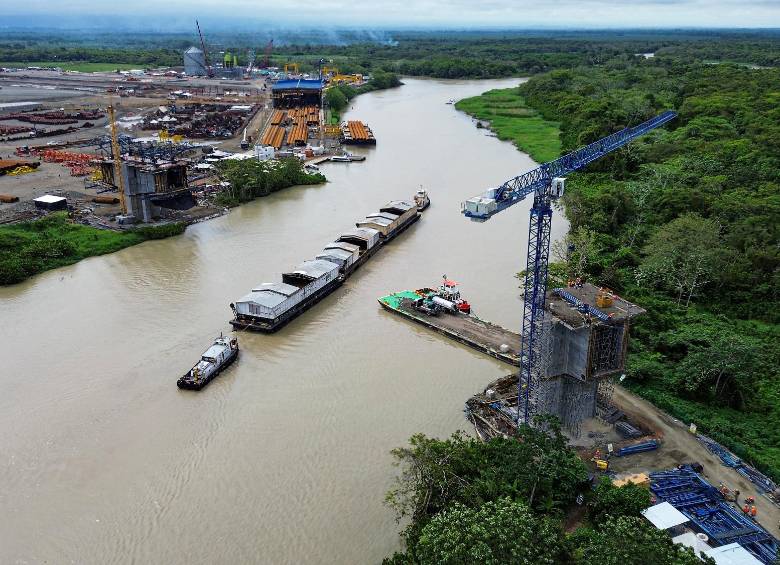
[[650, 466, 778, 563], [261, 126, 285, 149]]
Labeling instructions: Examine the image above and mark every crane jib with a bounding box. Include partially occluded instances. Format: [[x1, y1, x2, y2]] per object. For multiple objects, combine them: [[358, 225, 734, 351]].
[[464, 110, 677, 217]]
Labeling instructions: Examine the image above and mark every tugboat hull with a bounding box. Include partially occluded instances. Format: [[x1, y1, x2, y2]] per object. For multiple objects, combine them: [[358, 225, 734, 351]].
[[177, 346, 239, 390]]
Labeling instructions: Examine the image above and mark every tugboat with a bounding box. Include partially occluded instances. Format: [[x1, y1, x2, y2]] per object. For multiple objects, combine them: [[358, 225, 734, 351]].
[[177, 334, 239, 390], [414, 187, 430, 211], [437, 275, 471, 314], [329, 151, 365, 163]]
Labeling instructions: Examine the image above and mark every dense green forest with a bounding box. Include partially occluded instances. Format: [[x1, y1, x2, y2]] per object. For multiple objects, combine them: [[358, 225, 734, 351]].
[[1, 30, 778, 77], [383, 421, 709, 564], [484, 60, 780, 480]]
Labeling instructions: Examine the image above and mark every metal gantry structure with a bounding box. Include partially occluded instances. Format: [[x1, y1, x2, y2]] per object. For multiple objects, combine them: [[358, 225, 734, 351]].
[[462, 110, 677, 426], [106, 104, 127, 215]]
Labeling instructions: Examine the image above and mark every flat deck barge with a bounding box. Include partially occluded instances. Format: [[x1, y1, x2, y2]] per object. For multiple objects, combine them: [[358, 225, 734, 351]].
[[378, 291, 521, 366]]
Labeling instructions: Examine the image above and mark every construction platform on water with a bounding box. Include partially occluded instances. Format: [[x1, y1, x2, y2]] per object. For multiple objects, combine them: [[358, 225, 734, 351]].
[[378, 283, 521, 366]]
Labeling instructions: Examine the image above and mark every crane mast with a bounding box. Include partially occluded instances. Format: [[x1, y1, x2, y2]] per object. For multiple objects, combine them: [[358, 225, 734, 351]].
[[196, 20, 214, 78], [462, 110, 677, 426], [106, 103, 127, 215], [262, 39, 273, 68]]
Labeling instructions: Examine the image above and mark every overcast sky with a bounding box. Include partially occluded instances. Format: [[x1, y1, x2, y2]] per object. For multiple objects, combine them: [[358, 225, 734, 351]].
[[6, 0, 780, 28]]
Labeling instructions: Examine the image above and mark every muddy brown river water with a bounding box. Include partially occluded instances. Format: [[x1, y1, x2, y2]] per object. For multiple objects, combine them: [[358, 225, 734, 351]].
[[0, 77, 568, 564]]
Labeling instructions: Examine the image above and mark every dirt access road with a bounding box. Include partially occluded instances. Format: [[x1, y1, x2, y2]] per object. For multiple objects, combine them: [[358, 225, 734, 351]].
[[610, 385, 780, 538]]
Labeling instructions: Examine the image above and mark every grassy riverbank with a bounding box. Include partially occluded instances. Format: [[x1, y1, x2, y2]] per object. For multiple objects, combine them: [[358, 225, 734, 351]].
[[0, 61, 140, 72], [455, 88, 561, 163], [0, 213, 185, 285]]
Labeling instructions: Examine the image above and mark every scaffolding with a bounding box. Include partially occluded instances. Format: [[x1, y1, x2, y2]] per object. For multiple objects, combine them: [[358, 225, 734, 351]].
[[589, 322, 626, 377], [650, 466, 778, 563], [466, 283, 645, 439]]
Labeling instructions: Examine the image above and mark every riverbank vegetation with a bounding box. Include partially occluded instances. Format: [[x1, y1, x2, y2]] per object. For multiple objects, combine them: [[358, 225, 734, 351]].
[[468, 59, 780, 479], [214, 157, 326, 207], [455, 88, 560, 163], [325, 71, 401, 123], [383, 421, 707, 564], [0, 213, 185, 285]]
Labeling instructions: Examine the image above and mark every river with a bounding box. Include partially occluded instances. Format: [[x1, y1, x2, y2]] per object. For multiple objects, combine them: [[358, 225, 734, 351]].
[[0, 77, 568, 564]]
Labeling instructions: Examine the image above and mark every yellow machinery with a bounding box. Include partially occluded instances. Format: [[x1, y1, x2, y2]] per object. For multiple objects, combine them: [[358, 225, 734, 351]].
[[106, 103, 127, 215], [322, 66, 338, 76], [596, 289, 615, 308], [593, 458, 609, 471], [284, 63, 299, 75]]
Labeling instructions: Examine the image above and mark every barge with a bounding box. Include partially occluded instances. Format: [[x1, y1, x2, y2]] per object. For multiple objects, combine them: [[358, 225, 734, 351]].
[[340, 120, 376, 145], [230, 196, 427, 332], [378, 280, 521, 366], [177, 334, 239, 390]]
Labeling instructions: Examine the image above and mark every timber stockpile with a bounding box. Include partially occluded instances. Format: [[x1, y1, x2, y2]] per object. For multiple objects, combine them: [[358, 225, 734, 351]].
[[377, 280, 521, 366], [261, 125, 286, 149], [341, 121, 376, 145]]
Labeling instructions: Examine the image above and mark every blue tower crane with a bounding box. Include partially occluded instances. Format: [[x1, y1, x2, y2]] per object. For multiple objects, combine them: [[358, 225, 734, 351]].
[[462, 110, 677, 425]]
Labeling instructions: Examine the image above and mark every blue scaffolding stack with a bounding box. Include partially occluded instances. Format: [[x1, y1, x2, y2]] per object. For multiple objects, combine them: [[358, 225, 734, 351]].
[[698, 434, 778, 493], [650, 466, 778, 564]]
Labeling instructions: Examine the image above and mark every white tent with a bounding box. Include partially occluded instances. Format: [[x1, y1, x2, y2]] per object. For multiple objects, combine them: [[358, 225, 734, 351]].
[[641, 502, 689, 530], [703, 543, 763, 565]]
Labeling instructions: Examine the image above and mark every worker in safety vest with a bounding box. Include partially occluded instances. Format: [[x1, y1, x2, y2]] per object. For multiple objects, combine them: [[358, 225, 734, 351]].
[[751, 506, 757, 518], [743, 504, 750, 515], [746, 495, 755, 504]]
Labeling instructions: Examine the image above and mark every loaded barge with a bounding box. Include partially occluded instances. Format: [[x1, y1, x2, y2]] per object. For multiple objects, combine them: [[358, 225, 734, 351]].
[[378, 279, 521, 366], [230, 195, 428, 332]]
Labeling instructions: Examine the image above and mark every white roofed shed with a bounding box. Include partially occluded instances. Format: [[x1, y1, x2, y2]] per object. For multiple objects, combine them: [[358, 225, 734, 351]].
[[641, 502, 690, 531], [703, 543, 763, 565]]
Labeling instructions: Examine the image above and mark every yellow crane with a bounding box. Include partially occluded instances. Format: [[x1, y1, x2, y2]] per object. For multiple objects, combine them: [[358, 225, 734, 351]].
[[283, 63, 299, 75], [106, 103, 127, 215]]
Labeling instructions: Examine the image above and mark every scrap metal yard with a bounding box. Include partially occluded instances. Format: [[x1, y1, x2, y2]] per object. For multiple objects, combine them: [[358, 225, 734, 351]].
[[0, 61, 377, 228]]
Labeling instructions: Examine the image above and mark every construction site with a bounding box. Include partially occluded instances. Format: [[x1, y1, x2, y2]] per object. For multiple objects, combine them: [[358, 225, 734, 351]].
[[369, 109, 780, 563], [0, 23, 380, 228]]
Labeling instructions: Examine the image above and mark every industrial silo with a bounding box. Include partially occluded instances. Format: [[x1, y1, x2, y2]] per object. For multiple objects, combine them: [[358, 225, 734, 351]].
[[184, 46, 207, 76]]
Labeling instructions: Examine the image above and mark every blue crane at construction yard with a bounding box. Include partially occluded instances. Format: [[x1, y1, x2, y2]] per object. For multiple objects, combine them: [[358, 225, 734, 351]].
[[461, 110, 677, 426]]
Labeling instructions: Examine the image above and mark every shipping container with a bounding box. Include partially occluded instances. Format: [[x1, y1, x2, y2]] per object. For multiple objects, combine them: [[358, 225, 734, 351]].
[[338, 227, 380, 250]]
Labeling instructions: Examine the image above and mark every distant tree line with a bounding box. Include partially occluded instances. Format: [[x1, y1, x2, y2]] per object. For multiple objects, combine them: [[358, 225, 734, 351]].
[[2, 30, 778, 76]]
